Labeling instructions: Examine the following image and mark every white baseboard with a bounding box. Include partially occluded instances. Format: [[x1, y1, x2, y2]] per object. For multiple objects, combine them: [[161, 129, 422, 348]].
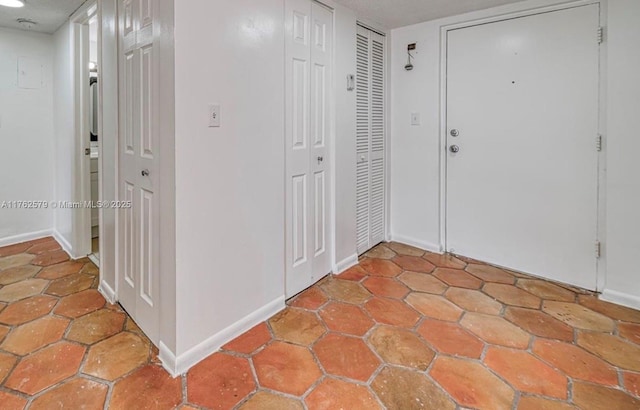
[[160, 295, 286, 377], [0, 229, 53, 247], [600, 288, 640, 311], [98, 280, 117, 304], [52, 230, 80, 259], [333, 253, 358, 274], [389, 233, 442, 254]]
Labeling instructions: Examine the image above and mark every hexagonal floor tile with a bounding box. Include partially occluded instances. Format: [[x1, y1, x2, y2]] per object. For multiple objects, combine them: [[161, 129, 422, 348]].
[[532, 338, 618, 386], [1, 316, 70, 355], [405, 293, 463, 321], [289, 287, 328, 310], [623, 372, 640, 398], [504, 306, 574, 342], [392, 255, 435, 273], [578, 295, 640, 323], [365, 297, 420, 328], [484, 346, 568, 399], [364, 244, 397, 259], [83, 332, 150, 380], [45, 273, 94, 297], [318, 301, 374, 336], [54, 289, 106, 318], [0, 278, 48, 303], [483, 283, 541, 309], [432, 268, 482, 289], [187, 352, 256, 409], [517, 396, 576, 410], [0, 391, 27, 409], [430, 356, 514, 409], [0, 265, 41, 285], [572, 381, 640, 410], [398, 272, 448, 294], [362, 276, 410, 299], [466, 264, 515, 284], [336, 265, 368, 282], [445, 287, 502, 315], [0, 294, 57, 325], [422, 252, 466, 269], [0, 352, 18, 383], [222, 322, 272, 354], [319, 278, 371, 304], [305, 378, 382, 410], [368, 325, 434, 370], [31, 250, 69, 266], [111, 365, 182, 410], [543, 301, 615, 332], [253, 341, 322, 396], [26, 238, 61, 255], [0, 242, 31, 258], [516, 279, 576, 302], [314, 333, 380, 382], [66, 309, 126, 344], [461, 312, 530, 349], [417, 318, 484, 359], [386, 242, 425, 256], [619, 322, 640, 345], [372, 366, 455, 410], [5, 341, 85, 395], [29, 378, 108, 410], [238, 391, 304, 410], [268, 307, 325, 346], [359, 258, 402, 277], [0, 253, 35, 270], [577, 332, 640, 371], [0, 324, 8, 343], [36, 261, 84, 280]]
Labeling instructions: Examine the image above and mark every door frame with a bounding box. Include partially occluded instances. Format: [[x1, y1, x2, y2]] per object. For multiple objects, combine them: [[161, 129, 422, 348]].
[[437, 0, 606, 290], [71, 1, 100, 260]]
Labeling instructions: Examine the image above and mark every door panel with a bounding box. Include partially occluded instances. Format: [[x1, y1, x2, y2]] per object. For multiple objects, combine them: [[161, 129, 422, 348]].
[[446, 5, 599, 290], [285, 0, 332, 297], [118, 0, 160, 342]]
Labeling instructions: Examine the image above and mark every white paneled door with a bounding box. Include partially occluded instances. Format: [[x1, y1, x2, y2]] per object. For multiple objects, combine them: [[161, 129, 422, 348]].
[[117, 0, 160, 342], [285, 0, 333, 298], [446, 5, 600, 290], [356, 25, 385, 255]]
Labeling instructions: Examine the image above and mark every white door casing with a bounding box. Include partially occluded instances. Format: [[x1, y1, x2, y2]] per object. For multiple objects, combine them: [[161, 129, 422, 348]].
[[445, 5, 600, 290], [285, 0, 333, 298], [356, 25, 385, 255], [117, 0, 160, 342]]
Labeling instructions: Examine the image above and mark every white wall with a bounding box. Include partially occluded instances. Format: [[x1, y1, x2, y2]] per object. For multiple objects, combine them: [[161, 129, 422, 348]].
[[0, 28, 55, 243], [601, 0, 640, 309], [390, 0, 640, 307], [52, 21, 75, 249]]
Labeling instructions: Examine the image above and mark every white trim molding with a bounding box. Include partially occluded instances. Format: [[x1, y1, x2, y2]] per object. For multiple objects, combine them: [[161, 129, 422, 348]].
[[52, 230, 77, 258], [0, 230, 53, 248], [600, 289, 640, 311], [159, 296, 285, 377], [389, 234, 442, 254], [98, 279, 117, 304], [333, 253, 359, 275]]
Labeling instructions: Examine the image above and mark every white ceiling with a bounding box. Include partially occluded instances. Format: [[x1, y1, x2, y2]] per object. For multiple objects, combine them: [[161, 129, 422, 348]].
[[0, 0, 87, 34], [333, 0, 527, 29]]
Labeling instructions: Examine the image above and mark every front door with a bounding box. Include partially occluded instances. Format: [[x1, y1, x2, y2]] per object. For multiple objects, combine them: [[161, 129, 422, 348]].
[[446, 5, 600, 290], [117, 0, 160, 341]]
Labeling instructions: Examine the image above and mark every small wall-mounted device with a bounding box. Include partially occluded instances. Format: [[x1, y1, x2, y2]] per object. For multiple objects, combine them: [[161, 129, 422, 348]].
[[208, 104, 220, 127], [346, 74, 355, 91], [405, 43, 416, 71]]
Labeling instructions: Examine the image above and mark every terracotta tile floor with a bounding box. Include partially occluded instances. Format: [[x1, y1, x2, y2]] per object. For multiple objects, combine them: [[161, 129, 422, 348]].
[[1, 239, 640, 409]]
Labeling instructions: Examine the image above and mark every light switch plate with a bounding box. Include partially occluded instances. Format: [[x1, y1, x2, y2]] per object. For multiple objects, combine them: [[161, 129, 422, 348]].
[[208, 104, 220, 127], [411, 112, 420, 126]]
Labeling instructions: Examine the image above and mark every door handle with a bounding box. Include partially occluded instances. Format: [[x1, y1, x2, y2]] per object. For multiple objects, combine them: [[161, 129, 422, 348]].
[[317, 156, 324, 163], [449, 145, 460, 153], [141, 169, 150, 177]]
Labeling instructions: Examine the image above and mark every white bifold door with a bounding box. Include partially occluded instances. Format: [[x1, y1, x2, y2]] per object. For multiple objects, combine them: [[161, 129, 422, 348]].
[[356, 26, 385, 255], [446, 5, 600, 290], [285, 0, 333, 298], [117, 0, 160, 342]]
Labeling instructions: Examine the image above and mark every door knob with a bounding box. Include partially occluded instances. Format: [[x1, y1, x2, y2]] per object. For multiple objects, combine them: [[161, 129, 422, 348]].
[[317, 156, 324, 163], [449, 145, 460, 153], [450, 129, 459, 137], [141, 169, 150, 176]]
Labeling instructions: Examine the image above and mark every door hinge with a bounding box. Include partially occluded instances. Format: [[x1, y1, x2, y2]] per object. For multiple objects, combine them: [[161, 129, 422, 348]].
[[597, 27, 604, 44], [595, 241, 601, 259], [596, 134, 603, 152]]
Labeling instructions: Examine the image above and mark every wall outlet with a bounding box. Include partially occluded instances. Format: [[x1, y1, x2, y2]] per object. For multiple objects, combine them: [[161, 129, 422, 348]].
[[208, 104, 220, 127], [411, 112, 420, 126]]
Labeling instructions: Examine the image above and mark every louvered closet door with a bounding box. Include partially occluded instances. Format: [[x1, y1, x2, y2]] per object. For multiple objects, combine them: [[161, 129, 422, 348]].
[[356, 26, 385, 255]]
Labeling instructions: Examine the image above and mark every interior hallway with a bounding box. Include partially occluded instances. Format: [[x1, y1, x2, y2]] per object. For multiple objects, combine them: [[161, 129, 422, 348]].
[[1, 238, 640, 409]]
